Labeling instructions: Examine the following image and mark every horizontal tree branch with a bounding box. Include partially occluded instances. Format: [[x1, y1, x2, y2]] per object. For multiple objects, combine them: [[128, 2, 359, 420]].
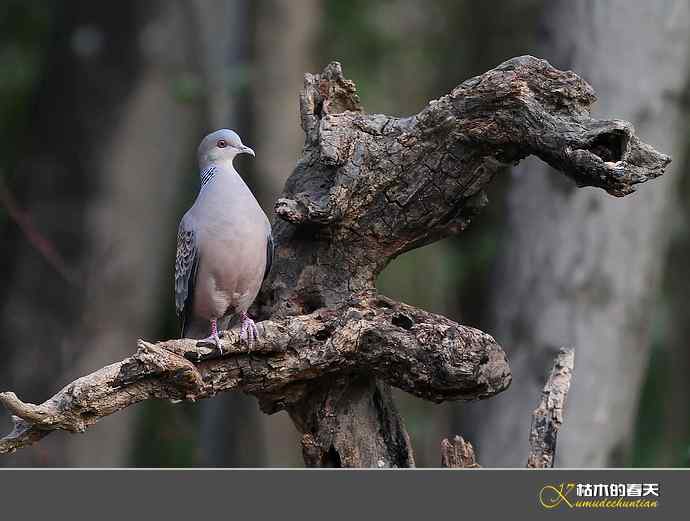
[[0, 295, 510, 455]]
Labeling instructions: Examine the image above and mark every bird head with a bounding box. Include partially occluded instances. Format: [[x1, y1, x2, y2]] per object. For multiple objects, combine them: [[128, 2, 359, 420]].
[[197, 129, 255, 168]]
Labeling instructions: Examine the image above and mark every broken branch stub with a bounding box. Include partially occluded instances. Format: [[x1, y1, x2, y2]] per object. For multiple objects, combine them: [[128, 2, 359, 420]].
[[527, 348, 575, 468]]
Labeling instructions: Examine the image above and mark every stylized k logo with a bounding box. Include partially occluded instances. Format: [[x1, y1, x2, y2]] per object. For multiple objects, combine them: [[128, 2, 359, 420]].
[[539, 483, 575, 509]]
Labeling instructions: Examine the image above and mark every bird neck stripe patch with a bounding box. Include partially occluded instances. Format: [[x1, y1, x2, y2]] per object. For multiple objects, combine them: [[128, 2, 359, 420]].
[[200, 165, 218, 188]]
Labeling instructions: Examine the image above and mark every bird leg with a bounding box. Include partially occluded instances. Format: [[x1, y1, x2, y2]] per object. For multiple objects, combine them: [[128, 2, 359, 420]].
[[197, 318, 223, 355], [239, 311, 259, 346]]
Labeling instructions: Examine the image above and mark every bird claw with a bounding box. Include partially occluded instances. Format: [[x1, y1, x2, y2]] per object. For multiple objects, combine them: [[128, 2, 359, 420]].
[[239, 314, 259, 347], [196, 333, 223, 356]]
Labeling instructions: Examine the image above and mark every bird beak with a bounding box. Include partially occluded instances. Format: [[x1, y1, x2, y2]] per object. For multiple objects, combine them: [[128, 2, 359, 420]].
[[240, 145, 255, 157]]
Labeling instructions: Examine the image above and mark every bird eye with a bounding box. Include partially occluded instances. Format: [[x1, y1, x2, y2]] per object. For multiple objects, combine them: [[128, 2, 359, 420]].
[[217, 140, 227, 148]]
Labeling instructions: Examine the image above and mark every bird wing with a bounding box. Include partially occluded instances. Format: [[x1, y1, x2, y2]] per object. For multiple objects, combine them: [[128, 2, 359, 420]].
[[175, 214, 199, 334], [264, 228, 274, 281]]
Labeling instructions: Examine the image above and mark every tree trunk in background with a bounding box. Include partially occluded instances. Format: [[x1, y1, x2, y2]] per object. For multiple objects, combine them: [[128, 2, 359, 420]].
[[464, 0, 690, 467], [0, 1, 200, 466], [250, 0, 321, 466]]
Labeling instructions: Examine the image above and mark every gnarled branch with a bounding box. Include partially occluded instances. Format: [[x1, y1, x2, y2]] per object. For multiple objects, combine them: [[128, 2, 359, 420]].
[[0, 296, 509, 455], [262, 56, 667, 466], [1, 56, 668, 465]]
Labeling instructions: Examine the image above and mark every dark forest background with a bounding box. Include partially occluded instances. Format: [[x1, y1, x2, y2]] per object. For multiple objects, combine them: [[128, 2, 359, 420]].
[[1, 0, 689, 467]]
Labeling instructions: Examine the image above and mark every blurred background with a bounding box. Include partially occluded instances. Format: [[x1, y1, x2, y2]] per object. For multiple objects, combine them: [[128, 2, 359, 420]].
[[1, 0, 689, 467]]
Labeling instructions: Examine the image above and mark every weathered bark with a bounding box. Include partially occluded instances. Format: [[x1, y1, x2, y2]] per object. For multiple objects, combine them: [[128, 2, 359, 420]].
[[0, 297, 509, 455], [1, 56, 669, 466], [440, 436, 480, 468], [259, 55, 667, 467], [294, 376, 415, 468], [467, 0, 690, 467], [527, 348, 574, 468]]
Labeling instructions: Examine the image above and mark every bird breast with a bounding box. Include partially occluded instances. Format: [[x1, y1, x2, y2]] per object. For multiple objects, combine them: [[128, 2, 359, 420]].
[[191, 174, 269, 320]]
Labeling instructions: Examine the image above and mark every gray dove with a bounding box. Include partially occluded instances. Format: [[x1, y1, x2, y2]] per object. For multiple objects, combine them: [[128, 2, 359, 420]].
[[175, 129, 273, 351]]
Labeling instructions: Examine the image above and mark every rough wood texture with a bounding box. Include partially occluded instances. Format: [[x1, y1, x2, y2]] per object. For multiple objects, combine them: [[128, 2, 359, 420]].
[[0, 297, 509, 456], [527, 348, 575, 468], [261, 55, 667, 467], [0, 56, 669, 466], [441, 436, 481, 468]]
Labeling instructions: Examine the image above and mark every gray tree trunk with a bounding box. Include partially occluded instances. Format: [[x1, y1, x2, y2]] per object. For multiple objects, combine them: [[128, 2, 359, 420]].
[[465, 0, 690, 467]]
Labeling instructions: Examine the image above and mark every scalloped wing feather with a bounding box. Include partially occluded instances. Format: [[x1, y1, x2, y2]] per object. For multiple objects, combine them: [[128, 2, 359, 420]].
[[175, 216, 199, 332]]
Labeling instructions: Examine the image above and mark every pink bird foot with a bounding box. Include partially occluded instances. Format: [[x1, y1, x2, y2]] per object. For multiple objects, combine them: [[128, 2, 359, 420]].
[[239, 312, 259, 346], [197, 318, 224, 355]]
